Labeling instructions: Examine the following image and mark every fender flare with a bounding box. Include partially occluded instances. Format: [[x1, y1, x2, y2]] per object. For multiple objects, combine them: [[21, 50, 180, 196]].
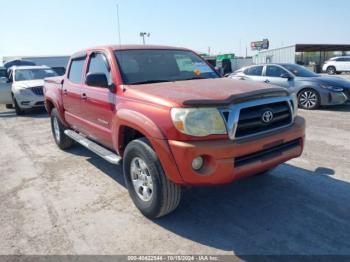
[[114, 109, 185, 184], [45, 98, 70, 127], [114, 109, 166, 144]]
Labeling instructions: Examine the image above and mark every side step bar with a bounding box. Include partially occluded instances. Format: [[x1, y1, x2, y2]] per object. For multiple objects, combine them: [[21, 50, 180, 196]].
[[64, 130, 122, 165]]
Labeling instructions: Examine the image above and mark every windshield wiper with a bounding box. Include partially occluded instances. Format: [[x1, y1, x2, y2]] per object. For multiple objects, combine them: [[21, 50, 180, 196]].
[[130, 79, 172, 85]]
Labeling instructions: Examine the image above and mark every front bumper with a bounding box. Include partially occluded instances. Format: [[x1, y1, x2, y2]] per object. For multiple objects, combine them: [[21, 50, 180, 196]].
[[14, 93, 44, 109], [168, 116, 305, 185], [322, 91, 349, 105]]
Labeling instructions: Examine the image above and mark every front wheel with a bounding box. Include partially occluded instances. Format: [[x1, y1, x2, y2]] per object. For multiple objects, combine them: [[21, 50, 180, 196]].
[[326, 66, 336, 75], [298, 89, 320, 110], [13, 97, 24, 115], [123, 138, 182, 219]]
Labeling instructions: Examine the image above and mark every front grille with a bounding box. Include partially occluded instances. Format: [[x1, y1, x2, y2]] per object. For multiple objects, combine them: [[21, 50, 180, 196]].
[[30, 86, 44, 96], [235, 101, 292, 138], [234, 139, 301, 168]]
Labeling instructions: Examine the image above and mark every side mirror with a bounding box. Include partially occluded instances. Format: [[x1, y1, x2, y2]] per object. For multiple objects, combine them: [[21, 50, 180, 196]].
[[281, 73, 294, 80], [85, 72, 109, 88]]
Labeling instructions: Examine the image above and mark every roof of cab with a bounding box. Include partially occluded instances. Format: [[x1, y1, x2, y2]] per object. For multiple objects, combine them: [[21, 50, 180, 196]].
[[71, 44, 190, 58]]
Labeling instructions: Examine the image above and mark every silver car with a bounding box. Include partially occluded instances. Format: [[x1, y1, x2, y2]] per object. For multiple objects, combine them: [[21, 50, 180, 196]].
[[229, 63, 350, 109]]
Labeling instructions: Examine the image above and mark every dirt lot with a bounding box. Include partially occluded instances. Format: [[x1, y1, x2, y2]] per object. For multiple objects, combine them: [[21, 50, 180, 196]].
[[0, 104, 350, 256]]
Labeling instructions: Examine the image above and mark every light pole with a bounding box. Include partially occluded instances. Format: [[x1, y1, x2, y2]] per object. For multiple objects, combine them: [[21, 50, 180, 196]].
[[140, 32, 150, 45]]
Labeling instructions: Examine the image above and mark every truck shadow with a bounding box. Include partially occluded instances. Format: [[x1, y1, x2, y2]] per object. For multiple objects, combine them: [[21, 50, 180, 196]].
[[66, 146, 350, 255]]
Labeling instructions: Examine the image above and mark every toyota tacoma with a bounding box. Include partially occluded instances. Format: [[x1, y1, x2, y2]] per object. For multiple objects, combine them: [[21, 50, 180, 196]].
[[44, 45, 305, 218]]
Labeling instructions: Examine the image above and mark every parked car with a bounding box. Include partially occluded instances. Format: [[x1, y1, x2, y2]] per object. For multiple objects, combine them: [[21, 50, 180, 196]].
[[229, 63, 350, 109], [3, 59, 36, 69], [44, 45, 305, 218], [0, 66, 7, 79], [323, 56, 350, 75], [0, 66, 57, 114]]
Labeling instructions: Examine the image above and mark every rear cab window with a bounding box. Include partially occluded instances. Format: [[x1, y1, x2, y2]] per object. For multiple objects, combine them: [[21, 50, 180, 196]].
[[68, 58, 86, 84]]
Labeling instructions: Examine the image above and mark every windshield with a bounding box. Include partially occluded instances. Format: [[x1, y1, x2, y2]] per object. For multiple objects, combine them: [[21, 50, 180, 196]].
[[114, 49, 219, 85], [15, 68, 58, 81], [280, 64, 318, 77]]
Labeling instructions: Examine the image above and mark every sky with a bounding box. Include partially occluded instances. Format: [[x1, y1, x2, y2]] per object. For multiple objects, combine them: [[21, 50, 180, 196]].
[[0, 0, 350, 63]]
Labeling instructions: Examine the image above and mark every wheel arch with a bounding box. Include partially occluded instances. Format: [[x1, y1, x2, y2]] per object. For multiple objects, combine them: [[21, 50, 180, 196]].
[[115, 109, 184, 184]]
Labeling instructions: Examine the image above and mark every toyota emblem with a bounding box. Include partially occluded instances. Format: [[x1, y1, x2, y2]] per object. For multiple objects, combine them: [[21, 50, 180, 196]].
[[261, 110, 274, 123]]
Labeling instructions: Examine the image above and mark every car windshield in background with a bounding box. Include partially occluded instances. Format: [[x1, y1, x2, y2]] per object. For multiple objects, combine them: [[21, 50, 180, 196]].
[[280, 64, 319, 78], [114, 49, 219, 85], [15, 69, 58, 81]]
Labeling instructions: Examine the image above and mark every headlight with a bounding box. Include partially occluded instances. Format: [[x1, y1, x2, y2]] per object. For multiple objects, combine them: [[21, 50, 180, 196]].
[[171, 108, 227, 137], [320, 84, 344, 92], [19, 88, 33, 96]]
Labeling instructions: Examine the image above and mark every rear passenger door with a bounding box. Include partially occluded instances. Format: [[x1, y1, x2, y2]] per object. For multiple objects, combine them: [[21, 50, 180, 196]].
[[79, 52, 114, 148], [62, 56, 86, 129], [242, 66, 265, 82]]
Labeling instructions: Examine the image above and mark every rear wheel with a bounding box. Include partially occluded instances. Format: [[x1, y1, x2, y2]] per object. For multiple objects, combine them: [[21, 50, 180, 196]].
[[326, 66, 336, 75], [298, 89, 320, 110], [50, 108, 74, 150], [123, 138, 182, 219]]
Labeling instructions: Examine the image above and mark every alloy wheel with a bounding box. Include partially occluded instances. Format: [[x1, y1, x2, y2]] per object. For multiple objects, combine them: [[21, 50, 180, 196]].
[[53, 117, 61, 142], [130, 157, 153, 202], [299, 91, 318, 109]]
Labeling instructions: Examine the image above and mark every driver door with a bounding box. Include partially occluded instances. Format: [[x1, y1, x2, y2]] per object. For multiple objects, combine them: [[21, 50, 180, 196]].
[[0, 74, 13, 104], [265, 65, 295, 89]]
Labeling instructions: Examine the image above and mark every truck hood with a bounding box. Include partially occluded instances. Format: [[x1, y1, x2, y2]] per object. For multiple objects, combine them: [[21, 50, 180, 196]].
[[299, 75, 350, 88], [123, 78, 289, 107], [13, 79, 44, 89]]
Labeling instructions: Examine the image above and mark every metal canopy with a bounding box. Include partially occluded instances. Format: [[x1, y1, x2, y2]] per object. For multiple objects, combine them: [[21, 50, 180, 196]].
[[295, 44, 350, 52]]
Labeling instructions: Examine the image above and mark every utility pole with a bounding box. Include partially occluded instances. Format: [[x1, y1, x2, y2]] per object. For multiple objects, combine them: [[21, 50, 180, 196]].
[[140, 32, 151, 45], [116, 4, 122, 46]]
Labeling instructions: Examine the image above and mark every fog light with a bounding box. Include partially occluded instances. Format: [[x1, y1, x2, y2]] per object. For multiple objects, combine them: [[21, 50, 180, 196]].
[[192, 156, 204, 171]]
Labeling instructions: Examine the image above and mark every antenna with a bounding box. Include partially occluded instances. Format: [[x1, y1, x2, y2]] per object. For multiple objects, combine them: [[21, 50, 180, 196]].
[[117, 4, 122, 47]]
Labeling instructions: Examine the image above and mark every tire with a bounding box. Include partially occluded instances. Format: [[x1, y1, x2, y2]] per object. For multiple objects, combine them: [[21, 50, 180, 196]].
[[50, 108, 74, 150], [13, 97, 24, 115], [123, 137, 182, 219], [5, 104, 13, 109], [326, 66, 336, 75], [298, 88, 320, 110]]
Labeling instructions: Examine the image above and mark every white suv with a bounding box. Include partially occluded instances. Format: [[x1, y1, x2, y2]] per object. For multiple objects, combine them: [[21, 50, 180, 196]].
[[323, 56, 350, 75], [0, 66, 57, 115]]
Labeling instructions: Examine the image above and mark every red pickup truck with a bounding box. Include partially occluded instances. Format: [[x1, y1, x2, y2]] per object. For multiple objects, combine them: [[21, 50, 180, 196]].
[[44, 45, 305, 218]]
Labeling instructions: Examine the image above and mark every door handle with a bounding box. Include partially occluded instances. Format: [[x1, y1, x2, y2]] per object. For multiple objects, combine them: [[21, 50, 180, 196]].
[[264, 79, 270, 83], [81, 93, 87, 100]]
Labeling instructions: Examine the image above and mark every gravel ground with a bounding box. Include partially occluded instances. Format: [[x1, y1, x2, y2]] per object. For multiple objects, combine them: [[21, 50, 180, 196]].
[[0, 104, 350, 256]]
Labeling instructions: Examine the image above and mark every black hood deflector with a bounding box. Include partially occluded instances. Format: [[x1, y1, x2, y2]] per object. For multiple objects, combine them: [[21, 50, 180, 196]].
[[183, 87, 290, 107]]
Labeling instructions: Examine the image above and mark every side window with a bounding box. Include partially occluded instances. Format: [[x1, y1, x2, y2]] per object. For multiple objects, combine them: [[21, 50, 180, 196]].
[[68, 58, 85, 84], [244, 66, 263, 76], [266, 66, 287, 77], [87, 53, 111, 85]]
